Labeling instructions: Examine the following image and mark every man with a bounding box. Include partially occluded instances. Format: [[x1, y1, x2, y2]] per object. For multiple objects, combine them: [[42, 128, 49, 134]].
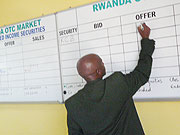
[[65, 23, 155, 135]]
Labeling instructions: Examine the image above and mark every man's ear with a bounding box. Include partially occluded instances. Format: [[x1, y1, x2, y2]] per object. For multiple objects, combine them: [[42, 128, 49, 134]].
[[96, 69, 103, 77], [96, 69, 100, 74]]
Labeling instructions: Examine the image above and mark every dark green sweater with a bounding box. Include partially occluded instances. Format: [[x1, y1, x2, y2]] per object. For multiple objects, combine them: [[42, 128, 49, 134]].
[[65, 39, 155, 135]]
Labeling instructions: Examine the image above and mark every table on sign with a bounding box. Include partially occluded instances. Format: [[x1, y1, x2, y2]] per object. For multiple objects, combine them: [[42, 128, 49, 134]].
[[0, 15, 62, 102], [57, 3, 180, 101]]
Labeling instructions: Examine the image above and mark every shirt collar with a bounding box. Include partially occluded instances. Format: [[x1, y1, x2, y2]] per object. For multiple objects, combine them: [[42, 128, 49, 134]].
[[86, 78, 102, 85]]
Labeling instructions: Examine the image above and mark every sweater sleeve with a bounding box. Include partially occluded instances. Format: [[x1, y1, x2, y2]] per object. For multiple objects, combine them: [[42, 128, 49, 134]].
[[67, 112, 84, 135], [124, 38, 155, 96], [65, 101, 84, 135]]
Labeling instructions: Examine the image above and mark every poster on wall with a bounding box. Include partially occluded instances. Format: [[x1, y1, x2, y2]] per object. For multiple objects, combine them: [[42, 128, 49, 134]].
[[0, 14, 63, 102]]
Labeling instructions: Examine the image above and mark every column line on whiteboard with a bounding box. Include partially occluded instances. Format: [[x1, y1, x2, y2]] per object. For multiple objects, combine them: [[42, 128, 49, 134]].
[[75, 8, 81, 57], [21, 36, 26, 88], [75, 8, 83, 83], [107, 28, 113, 72], [135, 23, 140, 53], [54, 13, 64, 103], [172, 5, 180, 76], [5, 45, 10, 93], [119, 16, 127, 73]]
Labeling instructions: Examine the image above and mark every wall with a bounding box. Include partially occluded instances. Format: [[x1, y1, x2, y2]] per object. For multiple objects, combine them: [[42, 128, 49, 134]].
[[0, 0, 180, 135]]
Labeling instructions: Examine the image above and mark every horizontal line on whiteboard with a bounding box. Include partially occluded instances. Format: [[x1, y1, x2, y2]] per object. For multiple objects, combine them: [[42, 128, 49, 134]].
[[0, 47, 56, 60], [153, 45, 178, 51], [61, 62, 124, 70], [154, 36, 180, 42], [57, 9, 180, 32], [57, 12, 174, 31], [150, 75, 180, 78], [59, 44, 180, 59], [5, 45, 58, 56], [0, 83, 61, 89], [62, 74, 79, 77], [0, 68, 60, 76], [1, 37, 57, 50], [61, 24, 178, 39], [0, 54, 58, 64], [61, 65, 180, 78], [59, 34, 179, 48], [62, 82, 85, 85], [59, 44, 179, 59], [62, 71, 114, 77], [21, 38, 57, 46], [0, 61, 59, 70], [0, 76, 60, 83], [59, 54, 177, 65], [60, 56, 180, 70], [4, 53, 59, 63], [60, 49, 180, 62], [61, 75, 180, 86], [59, 32, 178, 47], [153, 55, 180, 60], [58, 24, 174, 41], [59, 42, 177, 55], [150, 45, 178, 50], [60, 44, 109, 54], [152, 65, 180, 69], [24, 83, 61, 88]]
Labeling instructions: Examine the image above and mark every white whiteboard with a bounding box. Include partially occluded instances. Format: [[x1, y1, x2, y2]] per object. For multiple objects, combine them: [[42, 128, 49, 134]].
[[56, 0, 180, 101], [0, 0, 180, 103], [0, 14, 63, 103]]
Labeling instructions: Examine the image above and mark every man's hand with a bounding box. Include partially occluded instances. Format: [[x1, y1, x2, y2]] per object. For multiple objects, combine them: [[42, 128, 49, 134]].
[[138, 23, 151, 39]]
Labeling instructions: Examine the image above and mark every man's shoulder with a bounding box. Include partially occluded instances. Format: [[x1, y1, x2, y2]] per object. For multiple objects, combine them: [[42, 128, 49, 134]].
[[105, 71, 125, 82], [65, 89, 84, 110], [104, 71, 130, 95]]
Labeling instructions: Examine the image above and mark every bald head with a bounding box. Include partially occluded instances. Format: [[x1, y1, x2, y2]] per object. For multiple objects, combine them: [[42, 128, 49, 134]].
[[77, 54, 106, 81]]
